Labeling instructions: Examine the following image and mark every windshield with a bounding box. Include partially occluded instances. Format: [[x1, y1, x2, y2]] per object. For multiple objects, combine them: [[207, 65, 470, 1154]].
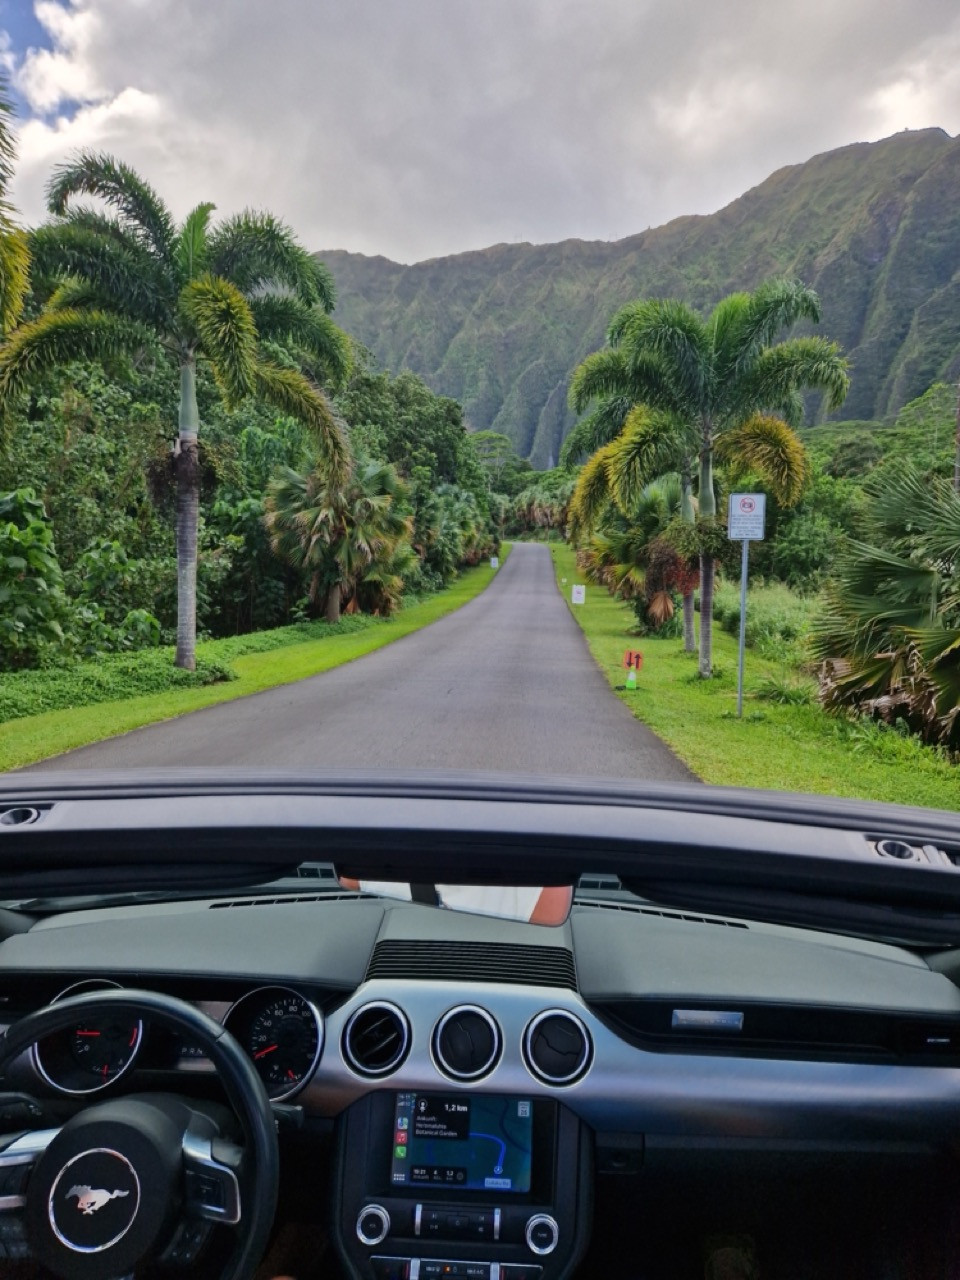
[[0, 4, 957, 856]]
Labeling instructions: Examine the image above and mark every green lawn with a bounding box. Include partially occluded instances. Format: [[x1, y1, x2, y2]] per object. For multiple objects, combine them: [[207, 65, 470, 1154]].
[[550, 544, 960, 810], [0, 550, 508, 772]]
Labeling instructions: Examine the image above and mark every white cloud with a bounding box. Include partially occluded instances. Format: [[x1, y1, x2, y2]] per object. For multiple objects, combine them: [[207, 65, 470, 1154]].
[[3, 0, 960, 262]]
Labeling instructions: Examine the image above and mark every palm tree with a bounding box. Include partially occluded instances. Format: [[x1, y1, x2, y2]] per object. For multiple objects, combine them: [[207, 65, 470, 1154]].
[[0, 76, 29, 347], [811, 466, 960, 747], [0, 152, 351, 668], [569, 280, 848, 675], [265, 457, 412, 622], [567, 405, 700, 650]]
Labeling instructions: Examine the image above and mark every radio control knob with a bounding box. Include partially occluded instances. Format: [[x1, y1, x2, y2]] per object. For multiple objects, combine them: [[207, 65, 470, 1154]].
[[356, 1204, 391, 1246], [525, 1213, 559, 1255]]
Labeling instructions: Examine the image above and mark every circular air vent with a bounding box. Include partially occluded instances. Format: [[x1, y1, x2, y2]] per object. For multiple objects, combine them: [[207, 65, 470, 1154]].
[[876, 838, 916, 861], [0, 807, 40, 827], [342, 1002, 410, 1077], [523, 1010, 592, 1085], [432, 1006, 501, 1081]]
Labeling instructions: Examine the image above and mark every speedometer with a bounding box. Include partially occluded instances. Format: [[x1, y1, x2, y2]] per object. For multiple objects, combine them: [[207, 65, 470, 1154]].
[[225, 987, 323, 1101]]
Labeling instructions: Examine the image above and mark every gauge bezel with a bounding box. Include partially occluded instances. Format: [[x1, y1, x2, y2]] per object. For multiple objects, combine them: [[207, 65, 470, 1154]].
[[223, 985, 324, 1101], [31, 979, 144, 1096]]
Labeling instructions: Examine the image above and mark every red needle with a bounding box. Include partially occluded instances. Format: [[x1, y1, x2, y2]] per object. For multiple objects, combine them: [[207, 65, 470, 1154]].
[[287, 1070, 296, 1080], [76, 1030, 101, 1037], [254, 1044, 278, 1059], [129, 1029, 138, 1047]]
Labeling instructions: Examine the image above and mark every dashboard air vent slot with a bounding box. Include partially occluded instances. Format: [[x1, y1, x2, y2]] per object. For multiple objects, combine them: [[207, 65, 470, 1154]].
[[575, 899, 748, 929], [342, 1002, 410, 1077], [523, 1010, 592, 1085], [365, 940, 577, 989], [433, 1005, 501, 1081], [210, 893, 372, 909]]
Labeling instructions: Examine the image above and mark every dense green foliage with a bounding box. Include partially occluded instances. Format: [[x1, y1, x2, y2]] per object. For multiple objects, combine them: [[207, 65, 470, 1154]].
[[0, 348, 497, 671], [322, 130, 960, 465]]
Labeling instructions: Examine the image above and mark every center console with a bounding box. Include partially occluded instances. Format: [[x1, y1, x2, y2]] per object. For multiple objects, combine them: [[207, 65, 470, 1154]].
[[333, 1091, 592, 1280]]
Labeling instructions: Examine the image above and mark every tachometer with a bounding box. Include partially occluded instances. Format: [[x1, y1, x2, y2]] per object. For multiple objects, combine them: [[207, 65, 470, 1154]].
[[225, 987, 323, 1101], [33, 980, 143, 1095], [71, 1018, 142, 1082]]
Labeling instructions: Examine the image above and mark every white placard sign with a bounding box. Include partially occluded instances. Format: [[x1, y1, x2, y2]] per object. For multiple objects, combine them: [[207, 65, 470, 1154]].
[[571, 584, 586, 605], [728, 493, 766, 541], [490, 556, 499, 568]]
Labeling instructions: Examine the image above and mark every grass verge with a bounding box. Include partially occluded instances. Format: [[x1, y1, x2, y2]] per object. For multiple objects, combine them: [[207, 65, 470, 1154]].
[[550, 544, 959, 809], [0, 550, 509, 772]]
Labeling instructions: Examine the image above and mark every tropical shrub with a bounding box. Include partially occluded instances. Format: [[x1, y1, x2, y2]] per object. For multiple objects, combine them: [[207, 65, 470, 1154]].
[[0, 489, 69, 669]]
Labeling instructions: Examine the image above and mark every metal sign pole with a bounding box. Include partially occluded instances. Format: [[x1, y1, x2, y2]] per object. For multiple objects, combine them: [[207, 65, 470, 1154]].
[[737, 538, 748, 718], [728, 492, 765, 720]]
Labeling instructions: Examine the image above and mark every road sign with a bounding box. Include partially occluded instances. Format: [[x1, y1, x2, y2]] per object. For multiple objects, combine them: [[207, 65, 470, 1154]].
[[728, 493, 766, 541], [571, 585, 585, 605], [490, 556, 499, 568], [622, 650, 643, 670]]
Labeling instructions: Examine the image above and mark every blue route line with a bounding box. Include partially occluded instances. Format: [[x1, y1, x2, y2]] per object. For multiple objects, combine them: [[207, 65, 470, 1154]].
[[469, 1131, 507, 1174]]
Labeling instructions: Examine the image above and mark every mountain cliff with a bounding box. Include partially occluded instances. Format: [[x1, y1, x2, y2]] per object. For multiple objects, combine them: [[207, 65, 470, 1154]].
[[320, 129, 960, 466]]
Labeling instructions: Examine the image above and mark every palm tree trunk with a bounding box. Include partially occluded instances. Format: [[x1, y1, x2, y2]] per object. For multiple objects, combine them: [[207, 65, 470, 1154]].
[[324, 585, 341, 624], [698, 439, 716, 678], [681, 466, 696, 653], [953, 377, 960, 493], [175, 355, 200, 671], [682, 592, 696, 652]]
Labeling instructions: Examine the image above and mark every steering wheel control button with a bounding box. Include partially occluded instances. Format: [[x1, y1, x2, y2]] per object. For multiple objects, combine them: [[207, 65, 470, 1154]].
[[48, 1149, 140, 1253], [525, 1213, 559, 1255], [357, 1203, 391, 1246]]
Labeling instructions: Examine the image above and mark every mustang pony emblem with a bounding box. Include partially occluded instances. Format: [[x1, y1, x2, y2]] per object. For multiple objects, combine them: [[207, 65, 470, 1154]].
[[65, 1185, 130, 1215]]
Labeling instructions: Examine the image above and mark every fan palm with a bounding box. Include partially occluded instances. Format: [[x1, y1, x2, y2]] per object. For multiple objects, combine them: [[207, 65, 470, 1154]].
[[569, 279, 848, 674], [0, 152, 351, 668], [264, 457, 412, 623], [811, 466, 960, 746]]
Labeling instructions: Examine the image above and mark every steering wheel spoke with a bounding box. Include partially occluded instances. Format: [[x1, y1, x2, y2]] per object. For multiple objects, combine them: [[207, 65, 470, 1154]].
[[182, 1130, 242, 1225]]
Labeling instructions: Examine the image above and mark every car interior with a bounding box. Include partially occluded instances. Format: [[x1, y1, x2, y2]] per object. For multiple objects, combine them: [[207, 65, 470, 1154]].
[[0, 773, 957, 1280]]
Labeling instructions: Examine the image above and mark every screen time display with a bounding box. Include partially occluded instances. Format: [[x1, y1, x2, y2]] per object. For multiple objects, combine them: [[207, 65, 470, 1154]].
[[390, 1093, 533, 1193]]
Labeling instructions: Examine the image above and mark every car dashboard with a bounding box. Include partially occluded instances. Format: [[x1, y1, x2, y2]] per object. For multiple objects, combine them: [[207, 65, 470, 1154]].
[[0, 885, 959, 1279]]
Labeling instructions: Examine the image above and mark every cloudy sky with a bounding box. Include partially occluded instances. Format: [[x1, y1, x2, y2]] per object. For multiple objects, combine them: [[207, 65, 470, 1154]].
[[2, 0, 959, 264]]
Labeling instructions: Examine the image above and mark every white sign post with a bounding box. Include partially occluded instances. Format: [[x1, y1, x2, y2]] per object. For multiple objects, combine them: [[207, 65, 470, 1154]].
[[571, 584, 586, 605], [490, 556, 499, 568], [727, 494, 766, 718]]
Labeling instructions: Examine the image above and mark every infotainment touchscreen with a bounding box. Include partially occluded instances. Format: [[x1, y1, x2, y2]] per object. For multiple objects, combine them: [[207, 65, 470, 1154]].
[[390, 1092, 533, 1193]]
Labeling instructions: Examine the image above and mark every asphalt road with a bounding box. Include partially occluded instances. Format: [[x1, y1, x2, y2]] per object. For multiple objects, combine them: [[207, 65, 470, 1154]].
[[29, 543, 695, 780]]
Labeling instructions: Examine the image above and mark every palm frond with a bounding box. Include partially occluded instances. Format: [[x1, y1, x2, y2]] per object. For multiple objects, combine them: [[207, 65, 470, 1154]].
[[46, 152, 175, 262], [606, 298, 711, 412], [716, 413, 809, 507], [175, 202, 216, 284], [737, 336, 850, 415], [254, 360, 350, 482], [0, 223, 29, 335], [569, 348, 630, 412], [560, 397, 632, 466], [712, 278, 821, 380], [248, 294, 352, 388], [605, 407, 693, 513], [207, 212, 327, 306], [30, 221, 173, 328], [0, 71, 17, 206], [0, 308, 148, 425], [568, 443, 617, 540], [180, 274, 258, 406]]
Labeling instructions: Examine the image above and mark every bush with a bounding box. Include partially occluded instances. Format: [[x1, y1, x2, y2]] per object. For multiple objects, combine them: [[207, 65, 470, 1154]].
[[711, 579, 817, 658], [0, 650, 236, 724], [0, 490, 70, 671]]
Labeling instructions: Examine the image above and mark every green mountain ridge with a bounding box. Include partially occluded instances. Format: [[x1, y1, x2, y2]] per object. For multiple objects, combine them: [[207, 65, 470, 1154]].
[[320, 128, 960, 466]]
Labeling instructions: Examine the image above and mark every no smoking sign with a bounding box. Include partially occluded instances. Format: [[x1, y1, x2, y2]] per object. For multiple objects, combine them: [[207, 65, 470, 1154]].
[[728, 493, 766, 541]]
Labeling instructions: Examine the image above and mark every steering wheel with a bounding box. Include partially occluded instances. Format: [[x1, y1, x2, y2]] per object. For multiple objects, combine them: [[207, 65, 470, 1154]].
[[0, 988, 280, 1280]]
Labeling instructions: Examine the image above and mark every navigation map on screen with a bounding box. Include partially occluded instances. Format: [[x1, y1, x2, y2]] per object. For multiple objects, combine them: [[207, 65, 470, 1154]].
[[390, 1093, 533, 1193]]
